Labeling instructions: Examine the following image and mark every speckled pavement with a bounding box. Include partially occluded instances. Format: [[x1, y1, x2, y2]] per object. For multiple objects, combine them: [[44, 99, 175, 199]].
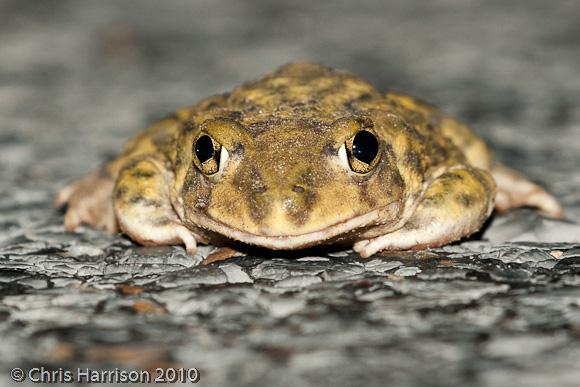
[[1, 1, 580, 386]]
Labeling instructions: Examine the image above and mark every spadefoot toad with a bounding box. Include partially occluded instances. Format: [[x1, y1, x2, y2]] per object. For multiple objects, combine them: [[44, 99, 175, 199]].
[[55, 62, 564, 258]]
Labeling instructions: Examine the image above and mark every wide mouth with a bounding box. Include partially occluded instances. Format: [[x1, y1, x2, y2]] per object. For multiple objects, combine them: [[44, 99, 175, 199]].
[[186, 205, 398, 250], [187, 210, 386, 250]]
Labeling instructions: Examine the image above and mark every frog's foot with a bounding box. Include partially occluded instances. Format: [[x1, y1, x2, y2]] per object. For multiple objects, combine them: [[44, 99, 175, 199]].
[[491, 164, 564, 219], [54, 169, 119, 234], [113, 157, 199, 254], [353, 167, 495, 258]]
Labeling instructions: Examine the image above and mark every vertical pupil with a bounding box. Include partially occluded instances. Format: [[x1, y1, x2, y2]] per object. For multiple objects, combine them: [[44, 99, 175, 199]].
[[195, 135, 214, 163], [352, 130, 378, 164]]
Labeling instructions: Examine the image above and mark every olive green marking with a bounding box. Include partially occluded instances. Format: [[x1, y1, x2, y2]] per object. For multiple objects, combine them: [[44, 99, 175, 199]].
[[151, 216, 173, 226], [130, 169, 156, 179], [421, 192, 446, 207], [457, 192, 475, 207], [232, 165, 270, 224], [128, 196, 162, 207], [114, 185, 129, 200]]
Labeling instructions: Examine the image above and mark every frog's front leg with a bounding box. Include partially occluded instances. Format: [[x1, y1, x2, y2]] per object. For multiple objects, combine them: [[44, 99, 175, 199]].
[[353, 167, 495, 258], [113, 157, 199, 254]]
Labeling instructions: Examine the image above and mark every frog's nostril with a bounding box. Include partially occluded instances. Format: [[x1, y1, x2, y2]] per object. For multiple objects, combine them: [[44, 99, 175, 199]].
[[292, 185, 305, 193], [251, 182, 267, 194]]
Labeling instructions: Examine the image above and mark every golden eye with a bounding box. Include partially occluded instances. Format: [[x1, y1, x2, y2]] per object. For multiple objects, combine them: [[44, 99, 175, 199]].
[[193, 134, 228, 175], [342, 130, 380, 174]]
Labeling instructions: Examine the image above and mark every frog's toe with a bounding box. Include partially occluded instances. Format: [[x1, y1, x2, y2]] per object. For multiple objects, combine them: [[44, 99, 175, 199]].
[[54, 185, 74, 208], [56, 169, 119, 234], [175, 226, 198, 254], [352, 240, 371, 256], [353, 241, 383, 259], [492, 164, 565, 219]]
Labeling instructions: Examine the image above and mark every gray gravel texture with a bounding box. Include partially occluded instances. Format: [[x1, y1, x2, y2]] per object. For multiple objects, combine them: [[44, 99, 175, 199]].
[[1, 1, 580, 386]]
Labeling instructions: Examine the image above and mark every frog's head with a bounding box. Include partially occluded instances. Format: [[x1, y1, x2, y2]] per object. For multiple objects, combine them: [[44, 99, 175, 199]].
[[177, 113, 406, 249]]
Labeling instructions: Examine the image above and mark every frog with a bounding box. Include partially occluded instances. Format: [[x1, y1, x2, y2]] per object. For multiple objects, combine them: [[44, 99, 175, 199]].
[[55, 62, 564, 258]]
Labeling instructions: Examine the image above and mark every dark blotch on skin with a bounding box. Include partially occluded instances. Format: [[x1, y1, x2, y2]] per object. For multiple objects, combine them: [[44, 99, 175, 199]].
[[357, 93, 373, 102], [128, 196, 162, 207], [404, 150, 423, 172], [114, 186, 128, 200], [231, 143, 244, 157], [357, 182, 377, 208], [205, 101, 220, 109], [202, 93, 229, 110], [182, 167, 213, 214], [232, 166, 270, 224], [152, 132, 169, 148], [445, 172, 465, 181], [421, 192, 446, 207], [221, 111, 242, 121], [182, 122, 196, 132], [457, 193, 475, 207], [246, 122, 270, 136], [287, 189, 318, 226], [357, 116, 374, 129], [402, 123, 426, 143], [322, 143, 336, 156], [151, 216, 173, 226], [130, 169, 156, 179], [437, 172, 464, 190], [345, 93, 374, 111], [432, 144, 451, 165], [285, 170, 320, 226]]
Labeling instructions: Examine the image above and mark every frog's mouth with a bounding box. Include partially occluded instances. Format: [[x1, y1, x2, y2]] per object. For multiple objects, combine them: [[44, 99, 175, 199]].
[[184, 201, 403, 250]]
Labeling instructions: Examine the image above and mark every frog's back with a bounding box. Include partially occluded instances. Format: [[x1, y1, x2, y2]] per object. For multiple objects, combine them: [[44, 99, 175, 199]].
[[187, 63, 494, 171], [382, 91, 494, 170]]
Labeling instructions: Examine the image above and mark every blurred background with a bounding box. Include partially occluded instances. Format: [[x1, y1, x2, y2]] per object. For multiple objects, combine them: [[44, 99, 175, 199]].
[[1, 1, 580, 386]]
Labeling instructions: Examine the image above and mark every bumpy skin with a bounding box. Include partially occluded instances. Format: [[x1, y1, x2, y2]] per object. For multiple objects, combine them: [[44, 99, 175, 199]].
[[55, 62, 564, 258]]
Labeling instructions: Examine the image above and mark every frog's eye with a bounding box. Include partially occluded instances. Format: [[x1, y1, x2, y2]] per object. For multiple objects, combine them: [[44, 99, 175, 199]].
[[339, 130, 380, 174], [193, 134, 229, 175]]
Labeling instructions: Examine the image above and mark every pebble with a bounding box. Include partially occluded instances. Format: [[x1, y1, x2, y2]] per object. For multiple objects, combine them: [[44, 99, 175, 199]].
[[219, 263, 253, 284], [275, 275, 322, 288], [394, 266, 422, 277]]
